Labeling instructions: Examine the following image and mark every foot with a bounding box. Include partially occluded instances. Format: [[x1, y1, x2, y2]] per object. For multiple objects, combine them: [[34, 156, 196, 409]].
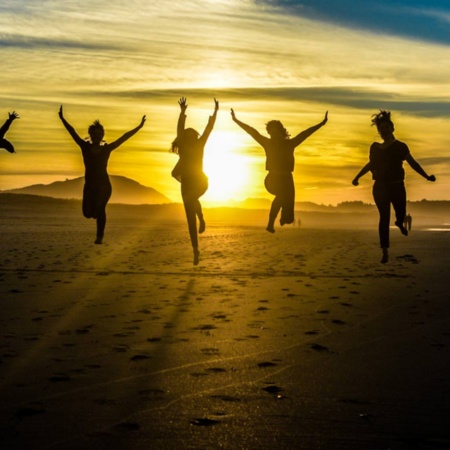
[[266, 225, 275, 234], [381, 248, 389, 264], [199, 218, 206, 234], [95, 237, 103, 245], [193, 248, 200, 266], [395, 221, 408, 236]]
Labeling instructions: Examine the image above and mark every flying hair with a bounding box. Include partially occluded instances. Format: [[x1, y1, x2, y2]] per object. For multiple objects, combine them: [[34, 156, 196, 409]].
[[371, 110, 394, 129]]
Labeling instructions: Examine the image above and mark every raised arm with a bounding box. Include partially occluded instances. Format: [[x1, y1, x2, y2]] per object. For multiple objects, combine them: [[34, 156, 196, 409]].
[[108, 115, 146, 151], [352, 161, 371, 186], [200, 98, 219, 143], [58, 106, 85, 147], [405, 153, 436, 182], [177, 97, 188, 139], [291, 111, 328, 147], [231, 108, 266, 146], [0, 111, 19, 139]]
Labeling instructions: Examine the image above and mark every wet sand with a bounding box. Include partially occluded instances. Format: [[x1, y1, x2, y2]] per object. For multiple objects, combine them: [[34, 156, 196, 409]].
[[1, 205, 450, 449]]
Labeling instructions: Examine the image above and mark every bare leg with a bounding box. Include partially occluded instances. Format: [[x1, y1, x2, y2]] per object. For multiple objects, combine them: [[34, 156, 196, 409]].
[[95, 210, 106, 244], [381, 247, 389, 264], [267, 197, 281, 233], [196, 200, 206, 234]]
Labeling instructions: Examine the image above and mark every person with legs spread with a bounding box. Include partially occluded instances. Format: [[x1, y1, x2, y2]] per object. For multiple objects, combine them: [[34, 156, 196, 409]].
[[352, 110, 436, 263], [59, 106, 146, 244], [1, 111, 19, 154], [171, 97, 218, 265], [231, 108, 328, 233]]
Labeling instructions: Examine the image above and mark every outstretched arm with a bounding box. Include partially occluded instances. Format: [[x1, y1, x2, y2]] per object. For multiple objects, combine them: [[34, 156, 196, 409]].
[[200, 98, 219, 143], [352, 162, 371, 186], [291, 111, 328, 147], [58, 106, 85, 147], [405, 153, 436, 182], [109, 115, 146, 151], [0, 111, 19, 139], [177, 97, 188, 139], [230, 108, 266, 146]]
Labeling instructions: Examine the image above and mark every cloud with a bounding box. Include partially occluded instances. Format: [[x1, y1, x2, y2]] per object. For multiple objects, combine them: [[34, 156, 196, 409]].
[[257, 0, 450, 46], [90, 86, 450, 119], [0, 34, 118, 51]]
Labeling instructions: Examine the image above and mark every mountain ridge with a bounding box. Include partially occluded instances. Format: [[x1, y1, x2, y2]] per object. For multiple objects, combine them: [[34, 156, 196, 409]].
[[2, 175, 172, 205]]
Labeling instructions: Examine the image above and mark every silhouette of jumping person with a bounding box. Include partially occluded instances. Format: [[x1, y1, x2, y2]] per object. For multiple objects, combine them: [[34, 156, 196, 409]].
[[231, 109, 328, 233], [352, 110, 435, 263], [59, 106, 146, 244], [1, 111, 19, 153], [171, 97, 218, 265]]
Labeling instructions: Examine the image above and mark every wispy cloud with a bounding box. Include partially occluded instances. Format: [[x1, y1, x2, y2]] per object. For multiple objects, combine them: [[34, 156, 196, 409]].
[[257, 0, 450, 45], [1, 0, 449, 202]]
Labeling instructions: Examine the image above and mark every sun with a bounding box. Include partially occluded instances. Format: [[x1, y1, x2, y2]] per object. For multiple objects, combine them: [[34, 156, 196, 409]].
[[202, 131, 254, 205]]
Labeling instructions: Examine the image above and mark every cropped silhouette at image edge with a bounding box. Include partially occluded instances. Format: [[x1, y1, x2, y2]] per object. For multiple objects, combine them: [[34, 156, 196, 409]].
[[352, 110, 435, 263], [0, 111, 19, 153], [59, 105, 146, 244], [231, 108, 328, 233], [171, 97, 218, 265]]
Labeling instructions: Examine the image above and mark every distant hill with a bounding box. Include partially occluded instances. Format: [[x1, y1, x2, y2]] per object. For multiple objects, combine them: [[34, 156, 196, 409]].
[[2, 175, 172, 205], [0, 193, 448, 228]]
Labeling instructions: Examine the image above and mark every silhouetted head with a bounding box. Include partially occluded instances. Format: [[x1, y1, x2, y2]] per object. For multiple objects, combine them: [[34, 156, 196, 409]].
[[372, 110, 395, 140], [88, 120, 105, 144], [266, 120, 290, 139], [171, 128, 200, 154]]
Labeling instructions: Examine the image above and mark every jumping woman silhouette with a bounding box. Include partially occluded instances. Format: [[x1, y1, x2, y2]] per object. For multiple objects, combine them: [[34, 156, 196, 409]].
[[59, 106, 146, 244], [231, 109, 328, 233], [171, 97, 218, 265], [1, 111, 19, 153], [352, 110, 436, 263]]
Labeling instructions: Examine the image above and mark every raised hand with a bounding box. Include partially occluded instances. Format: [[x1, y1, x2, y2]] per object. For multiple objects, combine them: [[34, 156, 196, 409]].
[[139, 115, 146, 128], [178, 97, 188, 113], [428, 175, 436, 182], [213, 98, 219, 111], [322, 111, 328, 125], [8, 111, 19, 121], [230, 108, 236, 121], [58, 105, 64, 120]]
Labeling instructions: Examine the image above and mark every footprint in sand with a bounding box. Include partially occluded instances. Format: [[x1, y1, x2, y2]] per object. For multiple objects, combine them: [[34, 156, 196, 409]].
[[191, 417, 221, 426], [310, 343, 329, 352], [257, 361, 277, 368], [129, 354, 151, 361], [331, 319, 347, 325], [210, 395, 241, 402]]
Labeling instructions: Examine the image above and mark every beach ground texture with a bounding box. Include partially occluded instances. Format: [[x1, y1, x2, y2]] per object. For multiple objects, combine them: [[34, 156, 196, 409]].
[[1, 206, 450, 449]]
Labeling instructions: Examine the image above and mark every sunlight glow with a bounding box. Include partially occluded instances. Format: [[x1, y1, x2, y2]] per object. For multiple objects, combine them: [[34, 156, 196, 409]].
[[203, 131, 254, 204]]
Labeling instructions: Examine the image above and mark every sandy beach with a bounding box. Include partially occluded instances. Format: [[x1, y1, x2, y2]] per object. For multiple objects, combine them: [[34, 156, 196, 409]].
[[1, 197, 450, 449]]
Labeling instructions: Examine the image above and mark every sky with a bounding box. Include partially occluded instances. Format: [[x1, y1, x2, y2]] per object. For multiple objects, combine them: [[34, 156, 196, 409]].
[[1, 0, 449, 206]]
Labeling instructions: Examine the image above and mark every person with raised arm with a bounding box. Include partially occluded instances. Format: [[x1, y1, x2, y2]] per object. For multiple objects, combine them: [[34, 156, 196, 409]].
[[1, 111, 19, 153], [171, 97, 218, 265], [59, 105, 146, 244], [231, 108, 328, 233], [352, 110, 436, 263]]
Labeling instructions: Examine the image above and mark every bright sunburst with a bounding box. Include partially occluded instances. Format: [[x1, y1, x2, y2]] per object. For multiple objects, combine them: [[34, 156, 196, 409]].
[[203, 131, 254, 204]]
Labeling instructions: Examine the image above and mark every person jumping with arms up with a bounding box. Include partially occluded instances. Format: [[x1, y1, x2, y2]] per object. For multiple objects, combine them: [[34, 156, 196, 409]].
[[59, 105, 146, 244], [171, 97, 218, 265], [231, 108, 328, 233]]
